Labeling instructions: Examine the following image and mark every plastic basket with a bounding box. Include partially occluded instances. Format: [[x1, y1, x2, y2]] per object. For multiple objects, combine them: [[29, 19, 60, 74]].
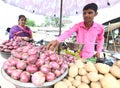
[[1, 68, 68, 88]]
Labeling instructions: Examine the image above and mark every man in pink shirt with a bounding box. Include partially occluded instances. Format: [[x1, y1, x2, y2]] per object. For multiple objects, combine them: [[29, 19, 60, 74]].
[[47, 3, 104, 59]]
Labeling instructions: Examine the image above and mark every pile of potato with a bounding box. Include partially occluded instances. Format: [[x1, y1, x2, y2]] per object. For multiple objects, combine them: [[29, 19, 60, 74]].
[[54, 60, 120, 88]]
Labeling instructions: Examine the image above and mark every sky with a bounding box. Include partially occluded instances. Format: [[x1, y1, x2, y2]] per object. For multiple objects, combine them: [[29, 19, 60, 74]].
[[69, 2, 120, 25], [0, 0, 45, 29], [0, 0, 120, 29]]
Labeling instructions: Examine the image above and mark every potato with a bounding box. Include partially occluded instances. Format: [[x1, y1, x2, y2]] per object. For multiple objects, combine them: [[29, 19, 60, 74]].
[[75, 75, 81, 81], [69, 64, 78, 77], [69, 86, 76, 88], [98, 74, 104, 80], [90, 82, 102, 88], [63, 79, 72, 87], [62, 78, 67, 81], [87, 72, 99, 82], [81, 75, 90, 84], [100, 73, 120, 88], [78, 83, 90, 88], [84, 62, 97, 72], [54, 81, 68, 88], [116, 60, 120, 68], [111, 65, 119, 69], [67, 77, 74, 82], [117, 79, 120, 87], [95, 63, 110, 74], [75, 60, 84, 68], [72, 79, 81, 87], [110, 65, 120, 78], [69, 63, 74, 66], [79, 68, 87, 76]]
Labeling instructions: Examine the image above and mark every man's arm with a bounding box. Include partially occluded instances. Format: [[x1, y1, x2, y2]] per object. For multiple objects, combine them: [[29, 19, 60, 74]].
[[57, 24, 78, 42], [47, 23, 79, 51], [96, 26, 104, 58]]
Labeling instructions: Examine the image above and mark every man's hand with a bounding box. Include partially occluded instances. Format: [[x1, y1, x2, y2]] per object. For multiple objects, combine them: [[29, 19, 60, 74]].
[[47, 40, 60, 52], [95, 52, 100, 58]]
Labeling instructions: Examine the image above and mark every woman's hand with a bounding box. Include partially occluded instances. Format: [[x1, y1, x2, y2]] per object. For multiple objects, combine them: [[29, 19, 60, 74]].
[[16, 36, 30, 41], [47, 40, 60, 52], [22, 37, 30, 41]]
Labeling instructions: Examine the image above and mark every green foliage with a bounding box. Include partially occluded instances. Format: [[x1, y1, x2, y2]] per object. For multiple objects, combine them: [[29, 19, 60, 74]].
[[26, 18, 36, 27], [40, 16, 65, 27]]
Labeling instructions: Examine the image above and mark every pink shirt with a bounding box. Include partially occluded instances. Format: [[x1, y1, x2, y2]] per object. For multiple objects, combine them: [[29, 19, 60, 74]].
[[57, 22, 104, 58]]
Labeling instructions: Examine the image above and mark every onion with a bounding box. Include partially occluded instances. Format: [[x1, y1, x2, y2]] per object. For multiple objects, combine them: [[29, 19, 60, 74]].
[[12, 42, 17, 46], [16, 60, 27, 70], [57, 58, 64, 65], [39, 53, 47, 59], [61, 63, 68, 69], [40, 65, 51, 74], [54, 70, 61, 77], [6, 66, 16, 75], [3, 45, 7, 49], [28, 48, 38, 55], [3, 61, 12, 71], [21, 53, 29, 60], [11, 69, 22, 80], [3, 40, 10, 44], [22, 47, 30, 53], [27, 54, 38, 64], [12, 52, 22, 59], [4, 49, 11, 52], [20, 71, 31, 82], [8, 46, 13, 50], [60, 68, 65, 74], [6, 42, 12, 46], [49, 54, 58, 61], [36, 59, 45, 68], [49, 61, 60, 69], [45, 72, 56, 81], [32, 71, 45, 87], [16, 47, 23, 52], [26, 65, 38, 74], [39, 45, 47, 52], [47, 50, 54, 56], [13, 45, 18, 49], [8, 56, 18, 66], [44, 57, 50, 62], [11, 50, 16, 55]]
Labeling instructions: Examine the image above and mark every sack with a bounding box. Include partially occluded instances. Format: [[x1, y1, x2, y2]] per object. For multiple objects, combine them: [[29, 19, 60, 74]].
[[96, 53, 113, 66]]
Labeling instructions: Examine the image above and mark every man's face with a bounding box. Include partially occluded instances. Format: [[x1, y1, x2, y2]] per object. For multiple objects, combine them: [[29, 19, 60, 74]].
[[83, 9, 97, 23]]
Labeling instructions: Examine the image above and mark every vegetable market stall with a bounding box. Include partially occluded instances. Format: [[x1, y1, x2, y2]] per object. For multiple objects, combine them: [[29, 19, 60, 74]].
[[0, 38, 120, 88]]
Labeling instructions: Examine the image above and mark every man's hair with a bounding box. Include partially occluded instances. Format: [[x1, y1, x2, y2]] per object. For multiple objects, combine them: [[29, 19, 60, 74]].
[[83, 3, 98, 12]]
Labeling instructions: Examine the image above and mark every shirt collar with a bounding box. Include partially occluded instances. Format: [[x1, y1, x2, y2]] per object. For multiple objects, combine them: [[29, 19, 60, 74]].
[[80, 21, 97, 29]]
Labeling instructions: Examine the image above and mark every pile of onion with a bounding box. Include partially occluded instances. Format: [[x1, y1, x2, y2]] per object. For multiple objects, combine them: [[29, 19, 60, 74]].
[[0, 38, 31, 53], [3, 44, 75, 87]]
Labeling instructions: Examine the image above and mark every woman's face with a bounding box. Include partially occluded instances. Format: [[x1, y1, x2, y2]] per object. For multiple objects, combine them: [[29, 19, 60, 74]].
[[83, 9, 97, 23], [18, 17, 26, 26]]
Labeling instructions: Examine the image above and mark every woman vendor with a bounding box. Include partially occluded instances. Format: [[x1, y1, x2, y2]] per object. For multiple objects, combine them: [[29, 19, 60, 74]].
[[9, 15, 32, 41]]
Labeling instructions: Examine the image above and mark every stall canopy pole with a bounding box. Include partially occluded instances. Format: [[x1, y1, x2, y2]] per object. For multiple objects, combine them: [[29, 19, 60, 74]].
[[58, 0, 63, 54], [59, 0, 63, 36]]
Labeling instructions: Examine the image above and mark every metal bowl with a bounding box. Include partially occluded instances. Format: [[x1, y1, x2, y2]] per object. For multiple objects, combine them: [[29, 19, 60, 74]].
[[1, 68, 68, 88], [0, 51, 11, 59], [112, 53, 120, 59], [62, 42, 84, 51]]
